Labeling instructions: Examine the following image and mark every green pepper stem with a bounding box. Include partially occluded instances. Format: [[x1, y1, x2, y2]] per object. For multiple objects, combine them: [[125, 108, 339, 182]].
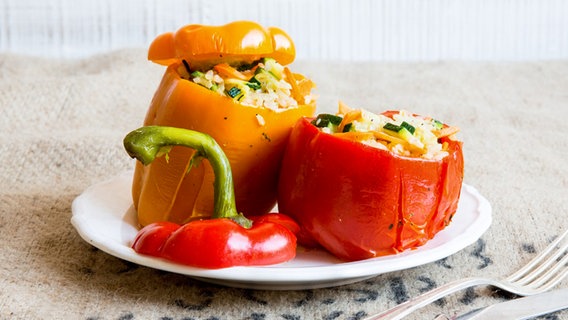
[[123, 126, 252, 228]]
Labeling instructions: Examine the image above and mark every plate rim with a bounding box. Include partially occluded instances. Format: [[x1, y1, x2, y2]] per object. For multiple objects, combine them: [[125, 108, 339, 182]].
[[71, 171, 492, 289]]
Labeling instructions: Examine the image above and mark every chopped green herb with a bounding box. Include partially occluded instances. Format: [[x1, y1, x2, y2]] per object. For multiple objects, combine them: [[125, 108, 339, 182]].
[[433, 119, 444, 129], [261, 58, 283, 79], [236, 64, 249, 72], [227, 87, 242, 98], [311, 114, 343, 128], [246, 77, 261, 90], [254, 67, 265, 75], [400, 121, 416, 134], [383, 123, 401, 132], [191, 71, 204, 78], [237, 59, 261, 71], [397, 127, 414, 141]]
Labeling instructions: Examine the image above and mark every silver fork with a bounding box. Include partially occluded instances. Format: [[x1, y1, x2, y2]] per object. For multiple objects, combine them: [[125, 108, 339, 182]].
[[363, 229, 568, 320]]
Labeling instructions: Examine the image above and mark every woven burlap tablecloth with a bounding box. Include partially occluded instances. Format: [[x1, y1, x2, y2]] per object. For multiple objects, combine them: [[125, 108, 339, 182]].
[[1, 49, 567, 319]]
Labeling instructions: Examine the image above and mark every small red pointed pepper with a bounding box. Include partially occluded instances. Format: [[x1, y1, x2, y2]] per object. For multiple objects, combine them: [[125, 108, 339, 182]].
[[124, 126, 298, 268]]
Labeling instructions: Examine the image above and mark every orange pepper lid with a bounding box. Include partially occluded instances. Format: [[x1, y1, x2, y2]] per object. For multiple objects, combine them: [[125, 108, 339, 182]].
[[148, 21, 296, 68]]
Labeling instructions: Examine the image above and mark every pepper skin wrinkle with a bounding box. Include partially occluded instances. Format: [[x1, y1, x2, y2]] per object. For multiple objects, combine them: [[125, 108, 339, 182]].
[[134, 21, 315, 227], [277, 116, 464, 261]]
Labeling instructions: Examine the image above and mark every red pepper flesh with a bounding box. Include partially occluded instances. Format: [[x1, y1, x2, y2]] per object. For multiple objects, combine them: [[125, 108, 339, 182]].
[[277, 116, 464, 261], [248, 213, 300, 235], [133, 217, 297, 269], [131, 221, 181, 257]]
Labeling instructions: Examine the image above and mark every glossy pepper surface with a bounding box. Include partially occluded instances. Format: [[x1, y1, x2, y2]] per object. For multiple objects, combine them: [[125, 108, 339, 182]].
[[148, 20, 295, 69], [125, 126, 298, 268], [277, 115, 464, 261], [133, 21, 315, 227]]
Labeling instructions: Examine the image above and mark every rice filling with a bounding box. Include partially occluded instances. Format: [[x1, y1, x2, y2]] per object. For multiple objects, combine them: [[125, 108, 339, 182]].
[[177, 58, 315, 110]]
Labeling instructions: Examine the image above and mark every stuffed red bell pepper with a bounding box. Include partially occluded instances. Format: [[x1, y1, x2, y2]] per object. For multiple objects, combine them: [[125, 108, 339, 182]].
[[124, 126, 298, 268], [277, 103, 464, 261]]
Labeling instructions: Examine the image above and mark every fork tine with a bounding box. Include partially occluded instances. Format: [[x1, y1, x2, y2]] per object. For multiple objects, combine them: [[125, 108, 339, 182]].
[[528, 254, 568, 290], [507, 229, 568, 282], [512, 240, 568, 285], [543, 267, 568, 290]]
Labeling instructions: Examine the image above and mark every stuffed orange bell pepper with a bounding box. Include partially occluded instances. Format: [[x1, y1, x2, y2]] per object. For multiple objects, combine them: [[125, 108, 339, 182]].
[[277, 103, 464, 261], [132, 21, 316, 227]]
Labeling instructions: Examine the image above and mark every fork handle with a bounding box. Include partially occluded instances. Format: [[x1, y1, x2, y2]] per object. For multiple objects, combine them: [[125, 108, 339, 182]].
[[363, 277, 491, 320]]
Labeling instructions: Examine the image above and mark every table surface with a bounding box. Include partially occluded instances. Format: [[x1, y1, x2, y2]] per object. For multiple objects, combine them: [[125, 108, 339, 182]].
[[1, 49, 567, 319]]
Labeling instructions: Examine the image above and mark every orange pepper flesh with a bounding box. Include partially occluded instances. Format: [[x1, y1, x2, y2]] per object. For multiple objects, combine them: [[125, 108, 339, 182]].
[[132, 64, 315, 227], [148, 21, 295, 69]]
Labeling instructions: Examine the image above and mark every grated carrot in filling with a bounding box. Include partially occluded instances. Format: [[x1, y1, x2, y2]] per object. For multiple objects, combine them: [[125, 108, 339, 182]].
[[312, 102, 460, 160]]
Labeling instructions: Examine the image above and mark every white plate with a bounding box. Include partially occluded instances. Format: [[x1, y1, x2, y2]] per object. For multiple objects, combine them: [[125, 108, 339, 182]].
[[71, 171, 492, 290]]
